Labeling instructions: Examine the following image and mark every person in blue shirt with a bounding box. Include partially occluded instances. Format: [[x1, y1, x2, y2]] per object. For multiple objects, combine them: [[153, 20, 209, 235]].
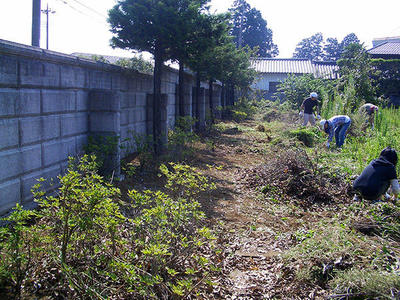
[[319, 115, 351, 148]]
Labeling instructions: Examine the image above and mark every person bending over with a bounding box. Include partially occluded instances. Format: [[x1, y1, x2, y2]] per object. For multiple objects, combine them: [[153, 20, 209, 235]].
[[319, 115, 351, 148]]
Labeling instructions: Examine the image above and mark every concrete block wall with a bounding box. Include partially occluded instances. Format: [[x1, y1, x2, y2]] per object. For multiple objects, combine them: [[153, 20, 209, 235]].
[[0, 39, 221, 215]]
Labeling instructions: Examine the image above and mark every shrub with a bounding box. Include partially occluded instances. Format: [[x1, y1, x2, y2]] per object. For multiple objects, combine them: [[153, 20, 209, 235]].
[[287, 127, 322, 147]]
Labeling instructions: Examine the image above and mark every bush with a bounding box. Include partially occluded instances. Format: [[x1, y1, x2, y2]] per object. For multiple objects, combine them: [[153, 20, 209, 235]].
[[287, 127, 322, 147]]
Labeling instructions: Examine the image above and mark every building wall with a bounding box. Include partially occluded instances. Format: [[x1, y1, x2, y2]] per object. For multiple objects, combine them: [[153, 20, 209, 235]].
[[251, 73, 288, 91], [0, 39, 221, 215]]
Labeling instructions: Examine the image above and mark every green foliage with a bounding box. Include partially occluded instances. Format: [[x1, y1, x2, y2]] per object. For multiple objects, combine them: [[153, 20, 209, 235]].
[[115, 56, 154, 74], [229, 0, 278, 57], [159, 162, 216, 199], [293, 32, 324, 60], [342, 108, 400, 175], [293, 32, 360, 61], [121, 132, 154, 172], [167, 117, 199, 161], [287, 127, 322, 147], [371, 58, 400, 97], [84, 135, 119, 175], [33, 155, 123, 266], [277, 74, 335, 108], [331, 268, 400, 299], [0, 204, 37, 296], [337, 43, 377, 104]]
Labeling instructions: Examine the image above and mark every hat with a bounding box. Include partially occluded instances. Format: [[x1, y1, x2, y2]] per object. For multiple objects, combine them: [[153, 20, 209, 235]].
[[319, 119, 327, 128], [310, 92, 318, 98]]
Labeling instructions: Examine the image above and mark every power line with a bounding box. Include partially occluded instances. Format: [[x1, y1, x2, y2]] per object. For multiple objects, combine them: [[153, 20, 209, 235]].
[[69, 0, 107, 19], [54, 0, 104, 24]]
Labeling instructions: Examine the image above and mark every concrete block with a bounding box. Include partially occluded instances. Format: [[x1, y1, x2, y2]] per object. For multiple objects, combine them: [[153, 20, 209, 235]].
[[135, 122, 147, 135], [42, 140, 62, 167], [21, 145, 42, 174], [112, 73, 128, 91], [135, 108, 146, 123], [89, 112, 120, 133], [21, 165, 61, 202], [20, 116, 60, 145], [0, 146, 40, 182], [89, 70, 112, 89], [17, 89, 41, 115], [127, 77, 138, 91], [0, 89, 17, 117], [76, 134, 88, 154], [0, 179, 20, 215], [42, 90, 76, 113], [0, 149, 20, 181], [120, 93, 129, 109], [60, 65, 86, 88], [127, 92, 136, 107], [76, 91, 89, 111], [62, 138, 76, 161], [136, 93, 146, 106], [89, 91, 120, 112], [128, 108, 136, 123], [0, 119, 18, 150], [121, 109, 129, 125], [61, 112, 88, 137], [20, 59, 60, 87], [0, 55, 18, 85]]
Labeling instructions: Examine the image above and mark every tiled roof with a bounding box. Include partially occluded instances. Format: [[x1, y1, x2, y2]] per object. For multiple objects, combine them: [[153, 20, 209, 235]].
[[367, 42, 400, 55], [250, 58, 338, 79]]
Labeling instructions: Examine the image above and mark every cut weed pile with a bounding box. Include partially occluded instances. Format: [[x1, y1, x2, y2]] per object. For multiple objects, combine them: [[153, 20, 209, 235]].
[[236, 148, 351, 208]]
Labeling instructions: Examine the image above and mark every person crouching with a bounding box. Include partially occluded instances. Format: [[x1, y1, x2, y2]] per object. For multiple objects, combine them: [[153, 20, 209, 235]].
[[353, 147, 399, 202]]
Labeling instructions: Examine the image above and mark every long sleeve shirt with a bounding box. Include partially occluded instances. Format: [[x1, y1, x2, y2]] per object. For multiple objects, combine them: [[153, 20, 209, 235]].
[[326, 115, 351, 142]]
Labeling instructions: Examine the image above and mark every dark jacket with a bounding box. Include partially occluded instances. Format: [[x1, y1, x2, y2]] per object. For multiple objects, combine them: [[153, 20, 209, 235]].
[[353, 157, 397, 200]]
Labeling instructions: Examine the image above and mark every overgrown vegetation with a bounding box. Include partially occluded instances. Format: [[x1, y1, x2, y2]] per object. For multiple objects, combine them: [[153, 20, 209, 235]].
[[0, 155, 217, 299]]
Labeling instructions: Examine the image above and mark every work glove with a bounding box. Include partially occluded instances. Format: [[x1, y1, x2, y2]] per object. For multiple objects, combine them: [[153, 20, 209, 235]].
[[326, 141, 330, 148], [299, 111, 303, 117], [316, 115, 321, 120]]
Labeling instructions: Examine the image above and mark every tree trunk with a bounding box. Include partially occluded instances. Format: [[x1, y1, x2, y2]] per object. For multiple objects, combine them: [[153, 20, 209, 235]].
[[153, 44, 163, 155], [195, 74, 201, 130], [178, 61, 185, 118], [208, 79, 214, 123]]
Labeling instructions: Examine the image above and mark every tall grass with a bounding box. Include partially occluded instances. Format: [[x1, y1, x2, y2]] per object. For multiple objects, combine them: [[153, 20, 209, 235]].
[[342, 108, 400, 175]]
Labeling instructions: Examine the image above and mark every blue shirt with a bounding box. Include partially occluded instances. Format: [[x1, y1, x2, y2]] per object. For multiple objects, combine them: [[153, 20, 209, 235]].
[[325, 115, 351, 142]]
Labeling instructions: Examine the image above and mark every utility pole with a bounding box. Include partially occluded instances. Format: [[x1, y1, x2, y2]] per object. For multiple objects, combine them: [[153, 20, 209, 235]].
[[42, 3, 56, 50], [31, 0, 41, 47]]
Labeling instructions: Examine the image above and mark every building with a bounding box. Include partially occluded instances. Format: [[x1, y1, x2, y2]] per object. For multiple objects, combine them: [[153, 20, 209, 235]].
[[367, 37, 400, 59], [250, 58, 338, 98]]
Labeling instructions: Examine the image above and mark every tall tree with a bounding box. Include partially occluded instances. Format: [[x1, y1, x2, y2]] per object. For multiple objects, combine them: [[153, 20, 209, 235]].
[[323, 33, 361, 61], [229, 0, 278, 57], [337, 43, 376, 106], [293, 32, 324, 60], [323, 37, 341, 61], [108, 0, 206, 154]]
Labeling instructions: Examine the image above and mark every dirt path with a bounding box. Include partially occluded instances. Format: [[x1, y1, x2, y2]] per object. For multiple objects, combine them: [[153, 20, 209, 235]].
[[193, 123, 315, 299]]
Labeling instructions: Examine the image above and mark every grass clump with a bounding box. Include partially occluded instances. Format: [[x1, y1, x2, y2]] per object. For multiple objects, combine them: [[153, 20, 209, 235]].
[[287, 127, 322, 147]]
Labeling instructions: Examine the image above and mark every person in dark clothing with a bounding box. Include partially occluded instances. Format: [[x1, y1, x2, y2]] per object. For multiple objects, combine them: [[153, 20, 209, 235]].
[[353, 147, 399, 202], [300, 92, 320, 126]]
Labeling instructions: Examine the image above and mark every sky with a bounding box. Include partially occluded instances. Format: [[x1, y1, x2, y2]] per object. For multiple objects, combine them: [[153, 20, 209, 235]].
[[0, 0, 400, 59]]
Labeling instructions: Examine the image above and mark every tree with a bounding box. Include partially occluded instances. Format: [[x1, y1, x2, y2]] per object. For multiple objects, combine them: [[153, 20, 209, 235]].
[[293, 33, 324, 60], [108, 0, 207, 154], [337, 43, 377, 107], [323, 37, 341, 61], [115, 56, 154, 74], [323, 33, 361, 61], [229, 0, 278, 57]]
